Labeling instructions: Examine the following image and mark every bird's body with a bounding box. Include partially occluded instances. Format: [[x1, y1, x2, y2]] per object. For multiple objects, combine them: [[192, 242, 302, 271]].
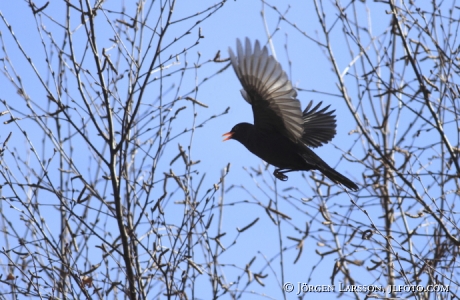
[[224, 38, 358, 191], [229, 123, 310, 170]]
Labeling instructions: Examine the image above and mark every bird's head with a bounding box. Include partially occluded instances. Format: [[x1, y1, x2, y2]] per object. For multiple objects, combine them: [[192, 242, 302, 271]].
[[222, 123, 254, 143]]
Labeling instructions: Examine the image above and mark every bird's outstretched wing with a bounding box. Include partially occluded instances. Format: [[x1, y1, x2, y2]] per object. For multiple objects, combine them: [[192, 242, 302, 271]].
[[301, 100, 337, 148], [228, 38, 303, 143]]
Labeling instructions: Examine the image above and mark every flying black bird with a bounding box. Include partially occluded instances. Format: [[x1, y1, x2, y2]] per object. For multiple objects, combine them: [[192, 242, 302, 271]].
[[223, 38, 358, 191]]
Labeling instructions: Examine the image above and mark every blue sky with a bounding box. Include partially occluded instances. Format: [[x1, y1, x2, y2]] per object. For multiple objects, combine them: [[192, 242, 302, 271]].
[[1, 0, 456, 299]]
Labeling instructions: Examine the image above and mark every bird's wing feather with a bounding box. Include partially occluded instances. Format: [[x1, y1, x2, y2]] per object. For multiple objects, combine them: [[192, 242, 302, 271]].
[[301, 100, 337, 148], [229, 38, 303, 143]]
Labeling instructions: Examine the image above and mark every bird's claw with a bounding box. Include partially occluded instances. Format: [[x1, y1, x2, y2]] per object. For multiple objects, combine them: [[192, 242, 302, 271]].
[[274, 170, 288, 181]]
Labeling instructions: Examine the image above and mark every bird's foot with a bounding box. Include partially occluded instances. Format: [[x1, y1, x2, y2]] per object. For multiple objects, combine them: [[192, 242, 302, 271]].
[[274, 169, 288, 181]]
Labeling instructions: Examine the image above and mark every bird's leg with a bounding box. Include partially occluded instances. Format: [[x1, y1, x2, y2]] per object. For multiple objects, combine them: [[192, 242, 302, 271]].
[[273, 169, 295, 181], [274, 169, 288, 181]]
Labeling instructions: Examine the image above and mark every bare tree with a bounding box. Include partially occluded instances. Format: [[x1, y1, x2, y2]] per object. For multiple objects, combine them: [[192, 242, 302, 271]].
[[241, 0, 459, 299], [1, 0, 459, 299], [0, 1, 235, 299]]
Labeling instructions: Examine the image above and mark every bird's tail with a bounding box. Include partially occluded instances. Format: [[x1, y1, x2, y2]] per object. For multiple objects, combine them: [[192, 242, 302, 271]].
[[301, 147, 358, 191], [318, 164, 358, 191]]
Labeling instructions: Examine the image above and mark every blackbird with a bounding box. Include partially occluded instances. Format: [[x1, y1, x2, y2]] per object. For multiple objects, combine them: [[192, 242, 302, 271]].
[[223, 38, 358, 191]]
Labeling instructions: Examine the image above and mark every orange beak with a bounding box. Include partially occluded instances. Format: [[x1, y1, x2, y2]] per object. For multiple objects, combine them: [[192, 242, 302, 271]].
[[222, 132, 234, 141]]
